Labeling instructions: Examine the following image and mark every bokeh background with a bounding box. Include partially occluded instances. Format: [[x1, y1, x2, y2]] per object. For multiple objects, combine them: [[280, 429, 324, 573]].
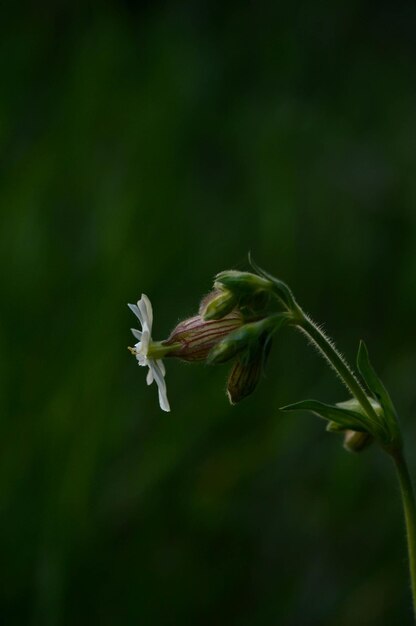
[[2, 1, 416, 624]]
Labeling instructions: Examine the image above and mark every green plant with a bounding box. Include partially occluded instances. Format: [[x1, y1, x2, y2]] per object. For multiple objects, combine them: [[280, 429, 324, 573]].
[[129, 257, 416, 620]]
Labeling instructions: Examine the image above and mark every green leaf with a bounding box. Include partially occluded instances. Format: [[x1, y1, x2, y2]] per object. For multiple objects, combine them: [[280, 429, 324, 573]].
[[356, 340, 397, 420], [280, 399, 369, 432]]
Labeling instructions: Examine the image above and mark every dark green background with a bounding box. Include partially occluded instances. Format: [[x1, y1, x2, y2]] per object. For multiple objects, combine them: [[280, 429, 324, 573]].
[[2, 2, 416, 624]]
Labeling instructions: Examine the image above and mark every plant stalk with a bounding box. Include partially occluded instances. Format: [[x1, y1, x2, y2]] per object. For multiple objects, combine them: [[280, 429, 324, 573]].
[[291, 308, 416, 619], [392, 449, 416, 620], [295, 311, 380, 424]]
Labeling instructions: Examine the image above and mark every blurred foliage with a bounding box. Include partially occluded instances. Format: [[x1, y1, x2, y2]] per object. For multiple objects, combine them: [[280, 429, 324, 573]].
[[1, 1, 416, 624]]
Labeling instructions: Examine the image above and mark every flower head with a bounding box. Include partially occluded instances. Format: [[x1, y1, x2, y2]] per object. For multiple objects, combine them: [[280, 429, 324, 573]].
[[128, 294, 170, 412]]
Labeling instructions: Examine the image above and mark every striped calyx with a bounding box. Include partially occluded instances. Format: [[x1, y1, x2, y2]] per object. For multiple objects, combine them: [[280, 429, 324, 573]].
[[163, 311, 243, 362], [226, 345, 265, 404]]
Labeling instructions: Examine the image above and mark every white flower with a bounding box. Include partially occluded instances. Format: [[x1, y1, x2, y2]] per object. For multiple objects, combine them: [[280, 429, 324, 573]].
[[128, 294, 170, 412]]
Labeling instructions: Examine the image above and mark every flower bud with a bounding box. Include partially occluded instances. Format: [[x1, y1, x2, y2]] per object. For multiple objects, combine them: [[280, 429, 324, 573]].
[[326, 421, 374, 452], [207, 317, 274, 365], [238, 290, 271, 318], [207, 312, 289, 366], [227, 349, 263, 404], [343, 430, 374, 453], [207, 325, 253, 364], [199, 288, 237, 321], [214, 270, 273, 296], [163, 311, 243, 362]]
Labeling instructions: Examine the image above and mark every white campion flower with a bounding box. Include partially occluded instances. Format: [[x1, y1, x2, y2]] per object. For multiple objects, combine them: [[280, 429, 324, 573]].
[[128, 294, 170, 412]]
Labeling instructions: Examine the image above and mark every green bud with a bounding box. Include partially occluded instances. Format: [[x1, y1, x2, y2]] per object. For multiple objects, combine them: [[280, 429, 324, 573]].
[[208, 314, 287, 365], [239, 290, 271, 315], [214, 270, 273, 296], [199, 288, 238, 321], [326, 419, 374, 452], [343, 430, 374, 453], [335, 397, 382, 448], [207, 317, 270, 365]]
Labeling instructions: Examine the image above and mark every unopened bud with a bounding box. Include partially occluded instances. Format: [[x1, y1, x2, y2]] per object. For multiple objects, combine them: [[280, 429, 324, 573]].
[[239, 290, 271, 317], [227, 349, 263, 404], [214, 270, 273, 296], [208, 313, 288, 365], [343, 430, 374, 453], [207, 317, 274, 365], [199, 288, 237, 321], [163, 311, 243, 362]]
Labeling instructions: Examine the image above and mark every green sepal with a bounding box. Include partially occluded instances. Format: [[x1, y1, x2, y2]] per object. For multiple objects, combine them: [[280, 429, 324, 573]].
[[280, 399, 369, 433], [202, 289, 237, 320], [248, 253, 296, 309]]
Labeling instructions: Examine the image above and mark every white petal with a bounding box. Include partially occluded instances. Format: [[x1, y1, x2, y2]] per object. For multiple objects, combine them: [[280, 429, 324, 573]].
[[157, 359, 166, 376], [141, 293, 153, 329], [138, 297, 151, 333], [146, 368, 154, 385], [158, 387, 171, 412], [150, 360, 170, 412], [140, 329, 150, 353], [128, 303, 143, 325], [131, 328, 142, 340], [137, 354, 147, 366]]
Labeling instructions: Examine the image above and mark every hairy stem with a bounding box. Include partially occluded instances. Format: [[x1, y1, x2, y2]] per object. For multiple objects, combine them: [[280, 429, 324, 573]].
[[295, 310, 380, 426], [291, 306, 416, 619]]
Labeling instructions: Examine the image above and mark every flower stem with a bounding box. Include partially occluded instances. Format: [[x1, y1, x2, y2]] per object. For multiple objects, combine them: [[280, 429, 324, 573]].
[[392, 448, 416, 620], [295, 310, 380, 424], [291, 307, 416, 619]]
